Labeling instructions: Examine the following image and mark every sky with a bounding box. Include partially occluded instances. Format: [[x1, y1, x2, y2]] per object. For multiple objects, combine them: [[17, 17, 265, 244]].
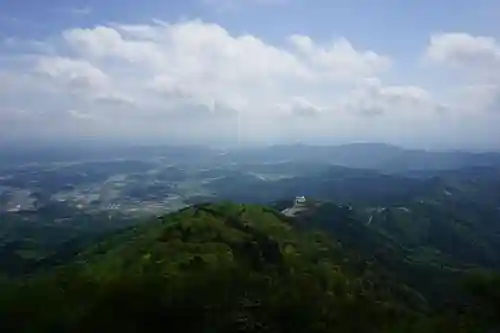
[[1, 0, 500, 150]]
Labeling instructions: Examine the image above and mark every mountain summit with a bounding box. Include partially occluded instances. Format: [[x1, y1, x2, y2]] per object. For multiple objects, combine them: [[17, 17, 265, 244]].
[[0, 202, 498, 332]]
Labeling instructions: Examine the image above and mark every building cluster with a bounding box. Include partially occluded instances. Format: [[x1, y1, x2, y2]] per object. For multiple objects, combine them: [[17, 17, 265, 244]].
[[295, 196, 306, 206]]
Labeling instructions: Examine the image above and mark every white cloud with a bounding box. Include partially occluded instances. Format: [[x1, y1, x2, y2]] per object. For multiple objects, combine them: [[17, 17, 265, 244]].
[[56, 19, 393, 116], [340, 78, 437, 117], [425, 33, 500, 115], [35, 56, 109, 89], [53, 7, 93, 16], [202, 0, 286, 12], [288, 97, 322, 117], [67, 109, 95, 120], [426, 33, 500, 67], [288, 35, 391, 81], [1, 21, 500, 148], [425, 33, 500, 82], [274, 96, 323, 118]]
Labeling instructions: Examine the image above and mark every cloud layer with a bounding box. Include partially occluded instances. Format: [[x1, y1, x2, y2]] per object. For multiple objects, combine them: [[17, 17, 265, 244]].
[[1, 20, 500, 149]]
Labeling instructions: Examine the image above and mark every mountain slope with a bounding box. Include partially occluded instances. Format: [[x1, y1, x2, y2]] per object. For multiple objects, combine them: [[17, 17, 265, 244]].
[[279, 194, 500, 314], [0, 202, 498, 332], [0, 202, 428, 333], [219, 144, 500, 171]]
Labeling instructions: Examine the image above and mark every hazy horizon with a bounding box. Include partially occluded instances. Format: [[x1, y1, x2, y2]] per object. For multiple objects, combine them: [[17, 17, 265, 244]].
[[1, 0, 500, 150], [1, 141, 500, 156]]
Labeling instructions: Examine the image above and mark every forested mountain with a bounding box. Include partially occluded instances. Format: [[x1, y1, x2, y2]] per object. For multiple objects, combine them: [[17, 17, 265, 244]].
[[2, 145, 500, 332], [0, 203, 138, 276], [0, 202, 499, 332], [218, 144, 500, 171], [3, 144, 500, 170], [206, 164, 500, 206]]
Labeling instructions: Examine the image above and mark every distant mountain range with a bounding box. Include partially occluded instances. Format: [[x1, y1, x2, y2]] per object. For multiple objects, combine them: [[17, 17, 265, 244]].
[[2, 143, 500, 171], [220, 143, 500, 172], [202, 163, 500, 207]]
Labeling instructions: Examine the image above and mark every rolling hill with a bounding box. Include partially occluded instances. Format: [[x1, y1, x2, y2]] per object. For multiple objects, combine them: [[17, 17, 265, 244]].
[[1, 202, 499, 332]]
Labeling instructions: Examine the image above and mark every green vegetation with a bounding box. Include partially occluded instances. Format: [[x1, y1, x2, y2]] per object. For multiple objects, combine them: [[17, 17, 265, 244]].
[[0, 202, 499, 332], [0, 204, 138, 276]]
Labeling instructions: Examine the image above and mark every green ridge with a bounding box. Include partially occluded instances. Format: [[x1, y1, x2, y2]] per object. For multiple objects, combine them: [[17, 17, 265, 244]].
[[0, 202, 498, 332]]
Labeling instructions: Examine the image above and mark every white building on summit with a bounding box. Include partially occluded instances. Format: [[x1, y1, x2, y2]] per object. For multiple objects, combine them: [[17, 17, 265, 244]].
[[282, 196, 307, 217], [295, 196, 306, 206]]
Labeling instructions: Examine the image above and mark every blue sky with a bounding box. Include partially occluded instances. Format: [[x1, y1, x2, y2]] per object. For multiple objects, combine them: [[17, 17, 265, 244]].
[[1, 0, 500, 149], [3, 0, 498, 54]]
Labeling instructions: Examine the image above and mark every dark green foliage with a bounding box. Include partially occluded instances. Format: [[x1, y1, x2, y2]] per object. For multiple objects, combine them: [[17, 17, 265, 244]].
[[0, 205, 139, 276], [0, 203, 419, 332], [0, 202, 499, 332]]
